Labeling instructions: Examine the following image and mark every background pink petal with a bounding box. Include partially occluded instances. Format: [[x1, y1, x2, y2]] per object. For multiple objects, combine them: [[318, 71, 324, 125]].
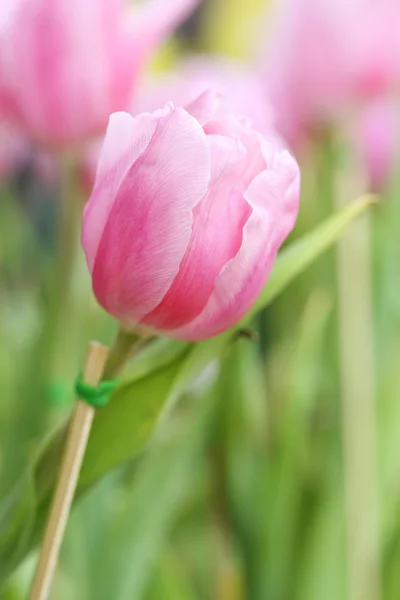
[[355, 97, 398, 191], [0, 119, 29, 180], [0, 0, 199, 146], [261, 0, 352, 146], [136, 55, 275, 136], [0, 0, 124, 144]]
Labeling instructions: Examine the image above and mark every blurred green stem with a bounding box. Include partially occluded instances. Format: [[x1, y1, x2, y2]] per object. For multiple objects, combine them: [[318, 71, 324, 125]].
[[210, 349, 245, 600], [47, 153, 82, 387], [211, 444, 240, 600], [315, 132, 337, 288], [335, 147, 381, 600], [305, 133, 340, 398]]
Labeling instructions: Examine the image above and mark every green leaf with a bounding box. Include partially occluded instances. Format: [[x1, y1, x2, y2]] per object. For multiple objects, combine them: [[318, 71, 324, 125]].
[[248, 194, 377, 319], [0, 472, 36, 582], [80, 355, 189, 488], [0, 195, 376, 582], [113, 393, 213, 600]]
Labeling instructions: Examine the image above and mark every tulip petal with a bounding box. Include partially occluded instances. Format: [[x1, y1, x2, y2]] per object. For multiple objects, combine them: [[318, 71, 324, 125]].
[[184, 89, 223, 126], [143, 134, 251, 330], [82, 108, 171, 271], [171, 149, 300, 340], [92, 107, 210, 325]]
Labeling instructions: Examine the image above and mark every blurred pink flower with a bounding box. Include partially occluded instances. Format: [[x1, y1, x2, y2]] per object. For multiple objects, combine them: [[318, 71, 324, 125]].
[[136, 56, 275, 135], [0, 0, 199, 148], [82, 92, 300, 341], [347, 0, 400, 99], [81, 56, 281, 192], [262, 0, 400, 147], [355, 98, 398, 191], [0, 120, 28, 180]]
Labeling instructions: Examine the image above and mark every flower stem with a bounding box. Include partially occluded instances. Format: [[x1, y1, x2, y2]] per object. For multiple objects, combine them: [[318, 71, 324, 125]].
[[47, 153, 82, 388], [335, 147, 381, 600], [102, 329, 141, 380], [102, 327, 154, 380]]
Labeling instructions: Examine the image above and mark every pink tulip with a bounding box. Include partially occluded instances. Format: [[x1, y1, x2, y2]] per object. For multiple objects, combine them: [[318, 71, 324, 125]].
[[262, 0, 400, 147], [82, 92, 300, 341], [0, 0, 199, 148], [136, 56, 276, 136], [262, 0, 349, 146], [347, 0, 400, 99], [355, 98, 398, 191]]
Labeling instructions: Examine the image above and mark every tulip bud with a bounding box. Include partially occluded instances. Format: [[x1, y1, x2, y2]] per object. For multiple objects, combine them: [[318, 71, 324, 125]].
[[82, 92, 300, 341], [0, 0, 199, 148]]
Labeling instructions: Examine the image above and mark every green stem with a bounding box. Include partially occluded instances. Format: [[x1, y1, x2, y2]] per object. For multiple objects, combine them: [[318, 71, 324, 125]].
[[47, 153, 82, 389], [335, 147, 381, 600], [313, 132, 341, 398], [102, 328, 145, 380], [315, 131, 337, 285]]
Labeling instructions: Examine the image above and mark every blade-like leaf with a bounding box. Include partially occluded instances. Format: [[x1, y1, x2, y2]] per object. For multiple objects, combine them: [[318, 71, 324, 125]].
[[0, 472, 36, 581], [116, 392, 213, 600], [248, 194, 377, 318], [80, 356, 188, 488]]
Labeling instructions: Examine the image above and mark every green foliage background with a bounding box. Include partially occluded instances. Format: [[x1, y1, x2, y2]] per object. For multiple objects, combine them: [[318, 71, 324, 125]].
[[0, 1, 399, 599]]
